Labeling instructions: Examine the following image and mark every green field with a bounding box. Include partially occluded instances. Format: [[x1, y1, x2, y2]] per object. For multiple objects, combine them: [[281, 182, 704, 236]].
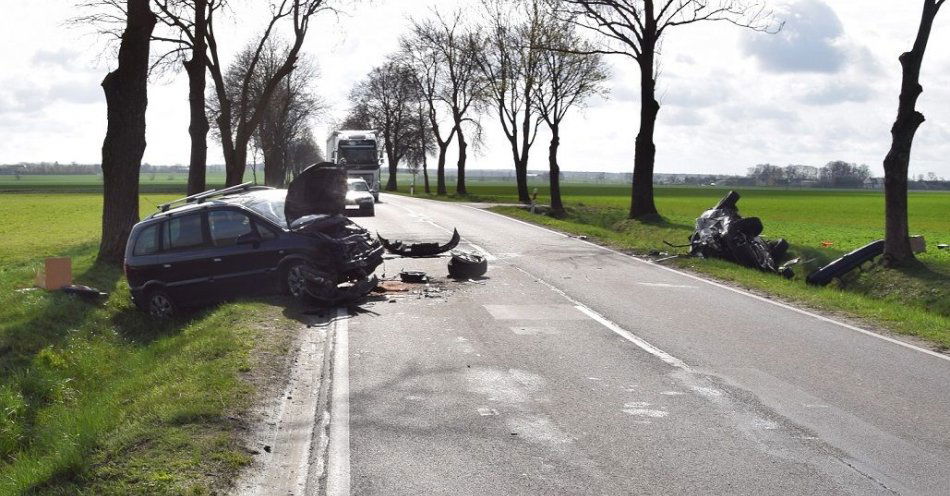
[[0, 173, 229, 194], [396, 181, 950, 348], [0, 193, 296, 494]]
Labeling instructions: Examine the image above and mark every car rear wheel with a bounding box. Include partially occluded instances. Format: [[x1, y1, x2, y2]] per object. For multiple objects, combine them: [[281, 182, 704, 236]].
[[147, 289, 176, 318]]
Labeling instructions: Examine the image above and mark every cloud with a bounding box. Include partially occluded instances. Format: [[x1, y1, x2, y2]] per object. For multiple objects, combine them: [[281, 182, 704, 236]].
[[742, 0, 847, 73], [798, 80, 875, 105], [32, 48, 87, 71]]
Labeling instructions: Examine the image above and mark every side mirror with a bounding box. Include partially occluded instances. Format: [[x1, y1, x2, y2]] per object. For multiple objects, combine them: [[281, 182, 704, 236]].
[[236, 231, 262, 247]]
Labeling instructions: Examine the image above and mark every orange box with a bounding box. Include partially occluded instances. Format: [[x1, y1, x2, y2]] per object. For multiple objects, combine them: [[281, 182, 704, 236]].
[[35, 257, 72, 290]]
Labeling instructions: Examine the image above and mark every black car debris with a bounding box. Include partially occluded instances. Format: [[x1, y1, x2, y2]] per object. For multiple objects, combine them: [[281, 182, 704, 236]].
[[124, 164, 383, 317], [685, 191, 792, 278]]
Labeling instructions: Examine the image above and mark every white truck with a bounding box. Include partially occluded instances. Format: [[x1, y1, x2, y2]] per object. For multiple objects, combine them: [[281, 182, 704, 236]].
[[327, 130, 382, 202]]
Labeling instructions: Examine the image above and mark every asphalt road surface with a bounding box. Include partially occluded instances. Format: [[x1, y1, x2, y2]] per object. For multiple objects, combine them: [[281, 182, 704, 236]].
[[324, 193, 949, 496]]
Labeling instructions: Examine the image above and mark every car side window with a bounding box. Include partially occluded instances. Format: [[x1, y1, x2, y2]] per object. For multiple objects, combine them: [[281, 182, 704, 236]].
[[209, 210, 254, 247], [164, 214, 206, 251], [133, 224, 159, 256], [256, 221, 278, 240]]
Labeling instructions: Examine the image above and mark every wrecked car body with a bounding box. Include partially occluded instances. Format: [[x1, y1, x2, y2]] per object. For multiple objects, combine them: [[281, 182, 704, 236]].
[[686, 191, 792, 278], [378, 229, 461, 257], [123, 163, 383, 316]]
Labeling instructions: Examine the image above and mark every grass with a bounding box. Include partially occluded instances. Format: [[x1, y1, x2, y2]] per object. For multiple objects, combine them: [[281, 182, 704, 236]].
[[0, 193, 296, 494], [0, 173, 229, 194], [395, 181, 950, 349]]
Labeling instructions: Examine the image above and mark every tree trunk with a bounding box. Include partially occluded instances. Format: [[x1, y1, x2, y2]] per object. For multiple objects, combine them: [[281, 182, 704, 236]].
[[629, 29, 660, 219], [226, 142, 248, 185], [423, 151, 430, 194], [548, 125, 563, 214], [98, 0, 155, 263], [436, 142, 448, 195], [456, 126, 468, 195], [386, 143, 398, 191], [185, 0, 209, 196], [262, 144, 286, 186], [883, 0, 942, 266]]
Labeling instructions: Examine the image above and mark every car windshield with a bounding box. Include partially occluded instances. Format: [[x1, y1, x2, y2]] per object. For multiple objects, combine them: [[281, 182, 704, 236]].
[[349, 181, 369, 192], [230, 190, 287, 227]]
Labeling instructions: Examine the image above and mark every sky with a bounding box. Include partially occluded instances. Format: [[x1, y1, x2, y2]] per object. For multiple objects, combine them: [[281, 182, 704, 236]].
[[1, 0, 948, 178]]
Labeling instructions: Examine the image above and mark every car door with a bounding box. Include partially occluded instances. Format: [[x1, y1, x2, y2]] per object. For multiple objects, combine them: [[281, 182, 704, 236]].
[[208, 208, 283, 297], [158, 212, 216, 304]]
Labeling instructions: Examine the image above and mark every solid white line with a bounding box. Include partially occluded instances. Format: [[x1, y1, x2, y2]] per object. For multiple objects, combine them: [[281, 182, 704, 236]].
[[326, 307, 351, 496], [459, 203, 950, 363]]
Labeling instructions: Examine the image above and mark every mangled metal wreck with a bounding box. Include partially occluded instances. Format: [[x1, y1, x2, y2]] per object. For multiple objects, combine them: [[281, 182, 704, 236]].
[[684, 191, 793, 278]]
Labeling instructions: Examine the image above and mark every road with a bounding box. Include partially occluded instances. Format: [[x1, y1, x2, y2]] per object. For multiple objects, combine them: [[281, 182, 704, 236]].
[[322, 193, 950, 495]]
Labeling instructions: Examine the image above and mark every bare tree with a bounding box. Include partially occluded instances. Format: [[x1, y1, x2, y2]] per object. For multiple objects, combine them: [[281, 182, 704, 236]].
[[150, 0, 225, 195], [349, 58, 419, 191], [476, 0, 547, 203], [96, 0, 156, 263], [882, 0, 944, 266], [535, 25, 608, 214], [405, 11, 485, 195], [242, 41, 323, 187], [206, 0, 331, 186], [406, 99, 437, 194], [402, 23, 457, 195], [555, 0, 773, 219]]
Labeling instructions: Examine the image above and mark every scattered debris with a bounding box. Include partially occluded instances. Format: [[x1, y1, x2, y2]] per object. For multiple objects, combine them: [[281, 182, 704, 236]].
[[820, 241, 834, 248], [61, 284, 108, 302], [378, 229, 461, 257], [399, 270, 428, 283], [448, 252, 488, 279], [938, 243, 948, 250], [373, 281, 413, 293], [806, 240, 884, 286], [685, 191, 792, 278], [910, 235, 926, 254]]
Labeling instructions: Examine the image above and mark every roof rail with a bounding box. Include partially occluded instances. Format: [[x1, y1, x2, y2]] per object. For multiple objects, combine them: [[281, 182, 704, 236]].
[[156, 182, 263, 213]]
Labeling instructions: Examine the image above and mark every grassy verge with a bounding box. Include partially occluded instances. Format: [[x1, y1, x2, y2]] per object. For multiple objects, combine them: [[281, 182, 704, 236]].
[[0, 193, 296, 494], [392, 182, 949, 349]]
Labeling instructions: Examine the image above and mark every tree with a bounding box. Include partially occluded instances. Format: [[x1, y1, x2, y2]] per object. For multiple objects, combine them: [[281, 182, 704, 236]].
[[476, 0, 546, 203], [206, 0, 330, 186], [534, 24, 607, 214], [555, 0, 773, 219], [349, 58, 419, 191], [405, 99, 436, 194], [287, 129, 323, 179], [405, 11, 484, 195], [97, 0, 157, 263], [151, 0, 224, 195], [882, 0, 944, 266], [402, 22, 458, 195]]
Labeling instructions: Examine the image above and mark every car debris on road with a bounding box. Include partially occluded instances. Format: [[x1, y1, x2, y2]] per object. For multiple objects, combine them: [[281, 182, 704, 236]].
[[378, 229, 461, 257]]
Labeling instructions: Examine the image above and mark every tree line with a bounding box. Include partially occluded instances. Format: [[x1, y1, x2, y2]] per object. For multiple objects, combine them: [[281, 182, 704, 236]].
[[87, 0, 944, 269]]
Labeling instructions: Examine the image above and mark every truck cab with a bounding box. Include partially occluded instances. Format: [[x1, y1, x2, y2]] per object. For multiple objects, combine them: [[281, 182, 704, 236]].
[[327, 130, 383, 202]]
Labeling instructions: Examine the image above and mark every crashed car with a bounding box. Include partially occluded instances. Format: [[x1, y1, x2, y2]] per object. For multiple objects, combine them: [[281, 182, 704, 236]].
[[686, 191, 792, 278], [124, 163, 383, 317], [345, 178, 375, 216]]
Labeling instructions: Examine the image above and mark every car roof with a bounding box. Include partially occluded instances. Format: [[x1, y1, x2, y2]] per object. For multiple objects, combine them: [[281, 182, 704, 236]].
[[143, 189, 287, 222]]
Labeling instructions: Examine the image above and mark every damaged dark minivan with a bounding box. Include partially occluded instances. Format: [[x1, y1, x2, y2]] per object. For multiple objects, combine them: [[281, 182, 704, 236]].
[[124, 164, 383, 317]]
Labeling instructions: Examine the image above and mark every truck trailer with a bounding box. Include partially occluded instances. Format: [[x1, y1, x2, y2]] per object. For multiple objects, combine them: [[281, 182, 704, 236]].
[[326, 130, 382, 202]]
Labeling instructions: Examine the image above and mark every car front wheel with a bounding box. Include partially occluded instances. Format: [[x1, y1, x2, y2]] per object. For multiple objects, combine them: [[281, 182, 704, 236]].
[[147, 289, 177, 318]]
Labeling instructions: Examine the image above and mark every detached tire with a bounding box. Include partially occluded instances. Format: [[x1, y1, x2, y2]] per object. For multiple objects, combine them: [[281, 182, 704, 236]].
[[448, 252, 488, 279]]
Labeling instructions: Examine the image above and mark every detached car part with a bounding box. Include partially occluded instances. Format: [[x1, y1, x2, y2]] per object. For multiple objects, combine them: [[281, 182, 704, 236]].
[[378, 229, 461, 257], [686, 191, 792, 278], [805, 240, 884, 286], [448, 252, 488, 279]]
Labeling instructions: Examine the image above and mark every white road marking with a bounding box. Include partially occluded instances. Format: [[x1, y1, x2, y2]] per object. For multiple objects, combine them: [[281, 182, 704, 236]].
[[636, 282, 697, 289], [326, 307, 350, 496], [457, 202, 950, 363]]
